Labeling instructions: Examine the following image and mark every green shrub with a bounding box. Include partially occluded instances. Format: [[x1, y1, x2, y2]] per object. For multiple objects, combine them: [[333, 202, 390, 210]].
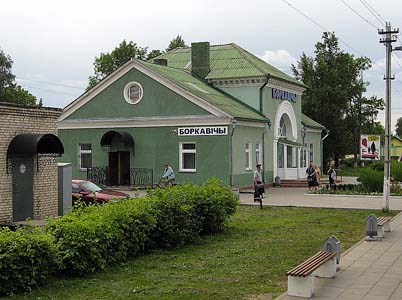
[[357, 168, 384, 193], [47, 198, 156, 275], [47, 178, 238, 276], [147, 177, 239, 248], [391, 161, 402, 182], [369, 161, 384, 172], [0, 227, 57, 296]]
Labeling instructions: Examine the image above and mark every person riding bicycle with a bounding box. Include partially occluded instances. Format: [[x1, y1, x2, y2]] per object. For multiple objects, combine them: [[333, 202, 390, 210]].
[[160, 164, 176, 187]]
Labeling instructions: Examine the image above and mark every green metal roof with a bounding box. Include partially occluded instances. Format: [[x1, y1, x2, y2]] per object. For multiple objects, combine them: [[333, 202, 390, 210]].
[[153, 43, 305, 87], [141, 60, 269, 122], [301, 114, 325, 130]]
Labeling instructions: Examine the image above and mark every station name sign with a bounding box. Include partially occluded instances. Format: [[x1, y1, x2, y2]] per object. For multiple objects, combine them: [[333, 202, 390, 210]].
[[272, 88, 297, 103], [178, 126, 228, 136]]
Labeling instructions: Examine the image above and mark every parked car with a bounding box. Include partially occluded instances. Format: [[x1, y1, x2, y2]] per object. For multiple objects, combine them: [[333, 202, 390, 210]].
[[72, 179, 129, 204]]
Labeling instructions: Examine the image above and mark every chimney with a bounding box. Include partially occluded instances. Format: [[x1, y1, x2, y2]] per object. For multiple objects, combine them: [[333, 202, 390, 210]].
[[153, 58, 168, 66], [191, 42, 210, 79]]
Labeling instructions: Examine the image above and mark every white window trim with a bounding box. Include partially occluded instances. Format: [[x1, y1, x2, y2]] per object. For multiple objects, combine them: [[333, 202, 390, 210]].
[[179, 142, 196, 173], [245, 143, 252, 171], [256, 143, 262, 165], [123, 81, 144, 104], [78, 144, 92, 172]]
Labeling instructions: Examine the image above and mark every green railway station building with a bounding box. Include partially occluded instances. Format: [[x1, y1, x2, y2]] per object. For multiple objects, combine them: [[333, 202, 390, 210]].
[[58, 42, 325, 188]]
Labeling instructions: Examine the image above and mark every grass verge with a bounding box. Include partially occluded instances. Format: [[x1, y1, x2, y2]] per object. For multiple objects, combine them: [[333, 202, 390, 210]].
[[4, 206, 397, 300]]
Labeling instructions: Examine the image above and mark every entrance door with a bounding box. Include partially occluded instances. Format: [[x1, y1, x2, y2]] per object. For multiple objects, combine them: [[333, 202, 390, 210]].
[[119, 151, 130, 185], [108, 152, 118, 185], [108, 151, 130, 186], [12, 157, 34, 222]]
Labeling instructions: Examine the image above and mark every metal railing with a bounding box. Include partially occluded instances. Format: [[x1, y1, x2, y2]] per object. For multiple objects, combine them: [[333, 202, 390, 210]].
[[87, 166, 153, 187]]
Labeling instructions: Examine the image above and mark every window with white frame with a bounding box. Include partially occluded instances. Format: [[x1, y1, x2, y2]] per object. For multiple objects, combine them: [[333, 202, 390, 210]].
[[179, 143, 196, 172], [255, 143, 262, 165], [300, 148, 307, 168], [278, 116, 287, 137], [245, 143, 252, 171], [78, 144, 92, 171]]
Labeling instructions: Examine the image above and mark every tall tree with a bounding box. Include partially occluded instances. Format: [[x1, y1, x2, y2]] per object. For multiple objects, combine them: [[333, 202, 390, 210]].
[[0, 49, 16, 99], [87, 40, 148, 89], [0, 48, 38, 105], [166, 35, 187, 51], [396, 117, 402, 137], [292, 32, 371, 165]]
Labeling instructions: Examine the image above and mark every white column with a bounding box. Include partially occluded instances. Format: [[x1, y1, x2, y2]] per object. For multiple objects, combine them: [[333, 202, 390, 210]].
[[273, 139, 278, 179]]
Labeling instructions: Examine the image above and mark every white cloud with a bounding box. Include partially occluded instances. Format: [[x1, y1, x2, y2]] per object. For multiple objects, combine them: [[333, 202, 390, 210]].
[[258, 50, 297, 72]]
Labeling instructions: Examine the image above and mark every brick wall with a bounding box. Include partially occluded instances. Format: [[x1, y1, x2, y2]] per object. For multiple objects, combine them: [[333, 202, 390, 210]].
[[0, 103, 62, 222]]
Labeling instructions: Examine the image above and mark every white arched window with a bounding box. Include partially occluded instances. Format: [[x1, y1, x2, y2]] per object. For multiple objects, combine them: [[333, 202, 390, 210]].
[[278, 116, 287, 137]]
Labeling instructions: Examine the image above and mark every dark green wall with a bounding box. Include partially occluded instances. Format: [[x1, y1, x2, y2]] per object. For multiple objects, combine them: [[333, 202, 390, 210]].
[[66, 68, 210, 120], [59, 126, 230, 185]]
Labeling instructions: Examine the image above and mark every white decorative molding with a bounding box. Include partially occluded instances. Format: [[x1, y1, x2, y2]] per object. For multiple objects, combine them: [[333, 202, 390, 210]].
[[268, 77, 306, 95], [209, 76, 306, 94], [59, 59, 232, 122], [58, 116, 232, 129], [274, 101, 298, 140], [209, 77, 268, 87]]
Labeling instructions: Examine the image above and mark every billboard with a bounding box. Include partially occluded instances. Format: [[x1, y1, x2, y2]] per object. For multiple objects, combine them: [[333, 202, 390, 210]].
[[360, 135, 380, 160]]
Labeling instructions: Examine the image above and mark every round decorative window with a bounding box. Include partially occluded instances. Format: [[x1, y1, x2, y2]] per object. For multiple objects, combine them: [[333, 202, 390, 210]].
[[123, 82, 143, 104]]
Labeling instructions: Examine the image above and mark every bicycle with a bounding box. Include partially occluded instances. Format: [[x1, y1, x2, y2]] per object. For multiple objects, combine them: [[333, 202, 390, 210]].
[[153, 178, 177, 189]]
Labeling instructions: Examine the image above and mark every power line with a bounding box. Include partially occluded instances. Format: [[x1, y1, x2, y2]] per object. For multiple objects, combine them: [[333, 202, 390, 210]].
[[22, 85, 81, 96], [359, 0, 386, 27], [339, 0, 379, 30], [16, 77, 85, 90], [280, 0, 402, 97], [280, 0, 367, 57]]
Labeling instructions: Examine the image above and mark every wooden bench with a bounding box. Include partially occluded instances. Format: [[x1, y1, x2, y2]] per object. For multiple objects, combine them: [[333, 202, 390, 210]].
[[287, 251, 337, 298], [377, 216, 392, 238]]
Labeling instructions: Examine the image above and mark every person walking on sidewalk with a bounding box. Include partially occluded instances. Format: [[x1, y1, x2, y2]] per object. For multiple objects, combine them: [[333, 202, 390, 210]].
[[253, 164, 265, 202]]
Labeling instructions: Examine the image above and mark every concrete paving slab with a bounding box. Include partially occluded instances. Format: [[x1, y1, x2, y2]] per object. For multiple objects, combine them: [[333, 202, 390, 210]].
[[276, 212, 402, 300]]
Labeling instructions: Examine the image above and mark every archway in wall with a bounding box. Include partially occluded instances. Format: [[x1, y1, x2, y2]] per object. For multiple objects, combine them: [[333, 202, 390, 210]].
[[100, 131, 135, 186], [273, 101, 302, 179]]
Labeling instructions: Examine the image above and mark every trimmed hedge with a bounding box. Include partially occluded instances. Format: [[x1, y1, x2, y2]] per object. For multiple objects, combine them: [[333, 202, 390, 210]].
[[48, 177, 238, 275], [0, 227, 57, 296], [147, 178, 238, 248], [0, 178, 238, 294], [47, 198, 157, 275]]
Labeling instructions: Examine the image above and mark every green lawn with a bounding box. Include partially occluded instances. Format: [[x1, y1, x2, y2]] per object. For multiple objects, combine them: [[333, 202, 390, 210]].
[[5, 206, 397, 300]]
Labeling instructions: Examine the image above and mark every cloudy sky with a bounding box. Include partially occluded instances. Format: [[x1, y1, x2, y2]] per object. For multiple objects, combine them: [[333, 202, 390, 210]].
[[1, 0, 402, 129]]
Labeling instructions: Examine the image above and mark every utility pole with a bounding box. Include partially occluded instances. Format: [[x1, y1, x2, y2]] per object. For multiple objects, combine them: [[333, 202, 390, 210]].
[[379, 23, 399, 212]]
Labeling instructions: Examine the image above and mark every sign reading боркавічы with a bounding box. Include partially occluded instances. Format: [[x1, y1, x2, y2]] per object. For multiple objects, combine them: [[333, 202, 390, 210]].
[[272, 88, 297, 103], [178, 126, 228, 136]]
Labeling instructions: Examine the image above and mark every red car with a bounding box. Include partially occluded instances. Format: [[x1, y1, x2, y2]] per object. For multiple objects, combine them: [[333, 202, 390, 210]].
[[72, 179, 129, 204]]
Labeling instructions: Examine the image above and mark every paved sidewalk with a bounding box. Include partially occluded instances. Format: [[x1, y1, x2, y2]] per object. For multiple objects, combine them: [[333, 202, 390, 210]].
[[240, 187, 402, 210], [277, 212, 402, 300]]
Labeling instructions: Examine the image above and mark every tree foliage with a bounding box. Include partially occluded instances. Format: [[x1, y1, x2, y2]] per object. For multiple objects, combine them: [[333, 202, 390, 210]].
[[396, 117, 402, 137], [166, 35, 187, 51], [0, 48, 38, 105], [87, 40, 148, 89], [292, 32, 375, 164], [87, 35, 187, 89], [147, 49, 164, 61]]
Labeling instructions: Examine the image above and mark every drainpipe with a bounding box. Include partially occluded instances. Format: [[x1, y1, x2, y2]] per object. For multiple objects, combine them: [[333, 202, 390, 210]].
[[321, 129, 330, 171], [230, 119, 237, 187], [259, 75, 270, 113], [262, 121, 271, 182], [259, 75, 270, 183]]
